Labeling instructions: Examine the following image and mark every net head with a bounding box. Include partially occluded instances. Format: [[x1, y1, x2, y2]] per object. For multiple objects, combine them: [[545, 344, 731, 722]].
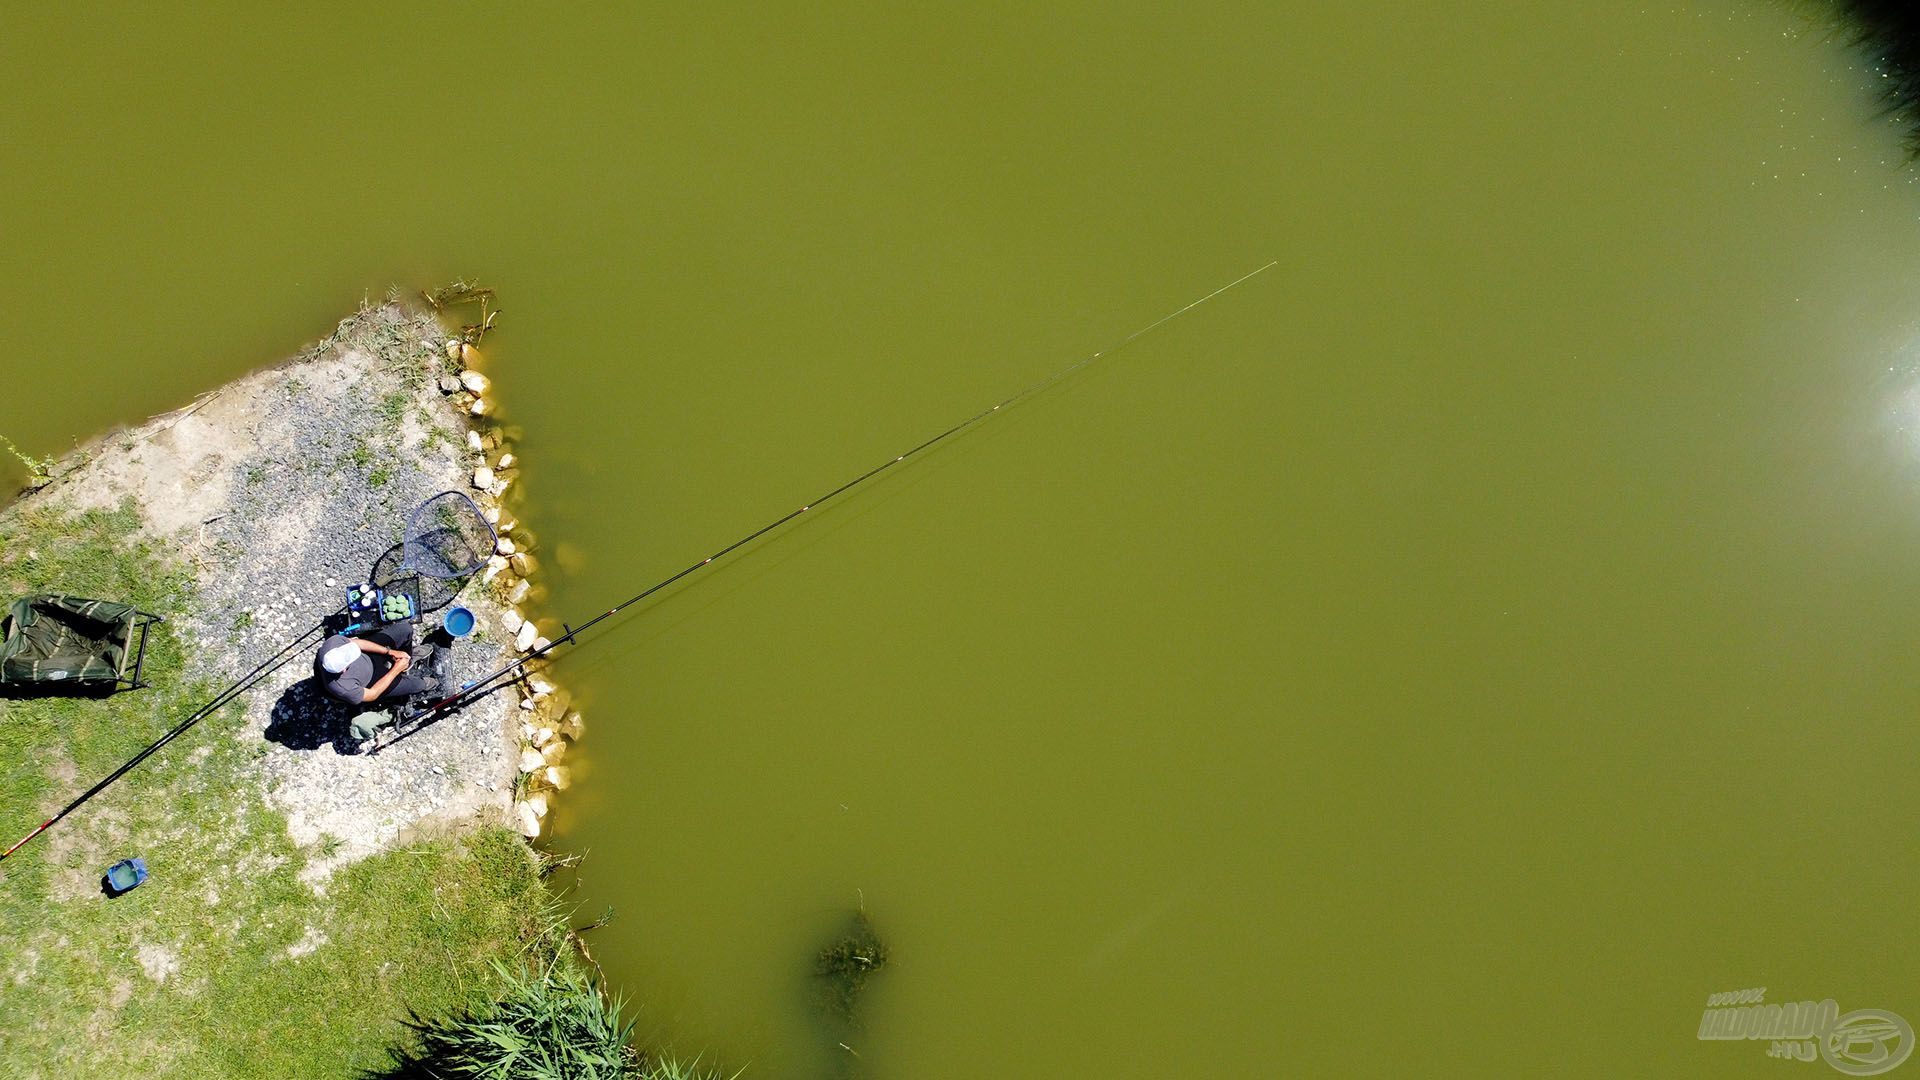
[[401, 491, 496, 580]]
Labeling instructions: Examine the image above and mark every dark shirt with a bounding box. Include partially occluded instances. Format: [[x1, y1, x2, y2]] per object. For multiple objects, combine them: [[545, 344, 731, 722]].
[[316, 633, 376, 704]]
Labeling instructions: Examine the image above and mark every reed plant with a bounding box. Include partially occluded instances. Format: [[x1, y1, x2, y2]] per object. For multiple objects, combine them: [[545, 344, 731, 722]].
[[368, 944, 734, 1080], [375, 957, 631, 1078]]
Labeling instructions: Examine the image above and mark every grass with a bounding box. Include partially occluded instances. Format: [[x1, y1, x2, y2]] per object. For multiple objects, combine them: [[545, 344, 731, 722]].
[[0, 502, 557, 1078], [366, 946, 737, 1080], [307, 300, 448, 399], [2, 304, 729, 1076], [378, 389, 411, 426]]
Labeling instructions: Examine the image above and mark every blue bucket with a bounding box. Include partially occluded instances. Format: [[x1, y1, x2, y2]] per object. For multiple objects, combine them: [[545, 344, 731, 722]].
[[443, 606, 475, 639], [104, 856, 147, 896]]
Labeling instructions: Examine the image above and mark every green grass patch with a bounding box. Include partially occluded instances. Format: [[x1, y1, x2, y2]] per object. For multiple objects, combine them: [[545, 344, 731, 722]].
[[0, 502, 557, 1078], [377, 389, 411, 426], [368, 943, 737, 1080]]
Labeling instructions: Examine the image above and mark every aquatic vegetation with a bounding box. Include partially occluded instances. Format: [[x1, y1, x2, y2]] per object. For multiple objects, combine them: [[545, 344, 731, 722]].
[[0, 433, 56, 491], [421, 280, 499, 350], [368, 949, 735, 1080], [810, 910, 890, 1076], [1817, 1, 1920, 149], [813, 910, 890, 1022], [370, 956, 635, 1079]]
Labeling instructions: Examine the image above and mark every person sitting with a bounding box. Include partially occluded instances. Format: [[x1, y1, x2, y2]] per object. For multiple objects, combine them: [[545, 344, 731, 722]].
[[314, 621, 433, 741]]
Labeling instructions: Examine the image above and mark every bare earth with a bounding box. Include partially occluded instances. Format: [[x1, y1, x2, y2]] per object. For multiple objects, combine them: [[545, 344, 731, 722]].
[[30, 302, 546, 879]]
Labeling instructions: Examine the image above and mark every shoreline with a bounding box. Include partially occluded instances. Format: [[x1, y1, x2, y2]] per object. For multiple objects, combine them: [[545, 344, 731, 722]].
[[0, 296, 595, 1075], [6, 298, 580, 857]]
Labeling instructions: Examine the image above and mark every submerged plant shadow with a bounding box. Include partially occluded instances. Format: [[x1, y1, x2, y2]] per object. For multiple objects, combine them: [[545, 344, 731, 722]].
[[1817, 1, 1920, 153], [811, 908, 890, 1078]]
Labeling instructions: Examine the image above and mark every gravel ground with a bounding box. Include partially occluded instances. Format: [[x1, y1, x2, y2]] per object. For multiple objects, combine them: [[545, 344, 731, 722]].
[[39, 302, 562, 879]]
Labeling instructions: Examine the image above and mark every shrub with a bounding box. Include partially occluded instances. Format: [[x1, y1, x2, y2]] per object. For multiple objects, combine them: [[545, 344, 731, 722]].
[[368, 951, 732, 1080]]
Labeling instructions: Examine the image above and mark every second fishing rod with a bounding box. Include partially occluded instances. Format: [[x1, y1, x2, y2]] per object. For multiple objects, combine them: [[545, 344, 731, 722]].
[[1, 615, 331, 860], [394, 261, 1277, 734]]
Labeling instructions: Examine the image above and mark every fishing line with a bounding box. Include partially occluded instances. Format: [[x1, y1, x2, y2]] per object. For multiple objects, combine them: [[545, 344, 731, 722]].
[[392, 260, 1278, 738], [1, 615, 332, 860]]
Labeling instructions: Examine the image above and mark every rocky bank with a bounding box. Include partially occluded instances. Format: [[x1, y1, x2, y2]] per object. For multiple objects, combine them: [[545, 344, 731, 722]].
[[7, 299, 575, 879]]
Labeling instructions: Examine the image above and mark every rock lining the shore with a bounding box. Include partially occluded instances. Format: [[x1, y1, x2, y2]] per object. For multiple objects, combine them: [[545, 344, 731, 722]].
[[21, 301, 573, 879]]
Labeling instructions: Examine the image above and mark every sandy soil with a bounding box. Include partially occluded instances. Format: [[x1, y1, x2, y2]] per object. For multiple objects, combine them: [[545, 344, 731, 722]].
[[18, 302, 560, 878]]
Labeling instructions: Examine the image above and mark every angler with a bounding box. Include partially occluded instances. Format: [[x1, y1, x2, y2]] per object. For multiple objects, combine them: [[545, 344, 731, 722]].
[[3, 262, 1274, 853]]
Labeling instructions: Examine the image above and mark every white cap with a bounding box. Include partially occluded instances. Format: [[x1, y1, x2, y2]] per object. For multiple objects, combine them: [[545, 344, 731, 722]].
[[320, 641, 361, 674]]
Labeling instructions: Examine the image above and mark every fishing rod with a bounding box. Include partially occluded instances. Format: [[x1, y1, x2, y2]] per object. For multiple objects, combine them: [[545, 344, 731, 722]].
[[1, 615, 331, 861], [395, 260, 1278, 732]]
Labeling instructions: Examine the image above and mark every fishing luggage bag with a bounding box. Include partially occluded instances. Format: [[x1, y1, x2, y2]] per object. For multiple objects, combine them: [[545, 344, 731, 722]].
[[0, 593, 161, 692]]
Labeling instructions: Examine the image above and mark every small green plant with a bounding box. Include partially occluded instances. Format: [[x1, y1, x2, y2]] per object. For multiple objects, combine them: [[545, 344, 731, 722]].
[[318, 833, 344, 859], [0, 434, 56, 488], [369, 464, 393, 488], [232, 610, 254, 631], [244, 463, 268, 487], [378, 390, 410, 426]]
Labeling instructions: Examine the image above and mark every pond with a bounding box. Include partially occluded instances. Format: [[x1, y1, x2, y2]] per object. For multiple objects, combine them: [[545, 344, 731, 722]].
[[5, 4, 1920, 1076]]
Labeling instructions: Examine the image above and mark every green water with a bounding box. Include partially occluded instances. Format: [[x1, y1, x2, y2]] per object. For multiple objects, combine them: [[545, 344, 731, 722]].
[[9, 4, 1920, 1076]]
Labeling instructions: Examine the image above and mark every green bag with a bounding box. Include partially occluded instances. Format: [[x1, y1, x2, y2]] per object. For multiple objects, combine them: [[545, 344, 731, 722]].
[[0, 594, 154, 688]]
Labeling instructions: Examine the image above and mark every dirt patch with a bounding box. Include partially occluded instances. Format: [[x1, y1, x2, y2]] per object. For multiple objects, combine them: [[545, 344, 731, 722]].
[[285, 925, 327, 959], [136, 943, 179, 983], [11, 947, 39, 986], [45, 806, 128, 902], [13, 303, 533, 881]]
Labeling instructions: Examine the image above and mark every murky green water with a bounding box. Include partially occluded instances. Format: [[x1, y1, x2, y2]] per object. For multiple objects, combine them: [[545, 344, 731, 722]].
[[8, 4, 1920, 1075]]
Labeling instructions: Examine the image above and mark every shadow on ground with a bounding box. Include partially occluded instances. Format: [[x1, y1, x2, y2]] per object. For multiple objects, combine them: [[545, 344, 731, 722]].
[[264, 679, 364, 755], [0, 683, 127, 702]]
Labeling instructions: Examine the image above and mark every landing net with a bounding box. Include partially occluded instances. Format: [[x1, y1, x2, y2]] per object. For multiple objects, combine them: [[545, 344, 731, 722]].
[[400, 491, 496, 580]]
